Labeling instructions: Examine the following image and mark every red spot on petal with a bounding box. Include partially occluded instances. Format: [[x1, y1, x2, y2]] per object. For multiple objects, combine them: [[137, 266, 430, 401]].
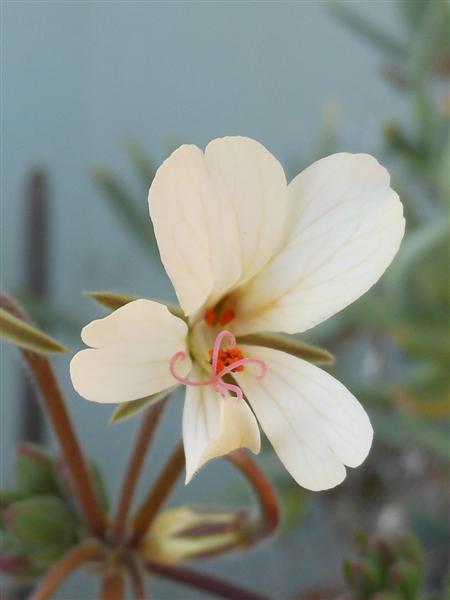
[[219, 308, 235, 326], [205, 308, 216, 326]]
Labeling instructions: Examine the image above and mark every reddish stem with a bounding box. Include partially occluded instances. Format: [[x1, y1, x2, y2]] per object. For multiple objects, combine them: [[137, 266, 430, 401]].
[[110, 398, 168, 544], [29, 540, 102, 600], [130, 442, 185, 548], [145, 560, 269, 600], [1, 293, 106, 537], [100, 567, 125, 600], [226, 450, 279, 540], [126, 554, 147, 600]]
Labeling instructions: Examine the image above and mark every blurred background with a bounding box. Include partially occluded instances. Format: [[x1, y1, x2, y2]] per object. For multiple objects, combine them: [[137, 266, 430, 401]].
[[2, 1, 449, 598]]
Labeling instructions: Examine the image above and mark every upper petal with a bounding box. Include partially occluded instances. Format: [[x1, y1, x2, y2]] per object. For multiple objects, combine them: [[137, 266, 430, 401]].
[[149, 137, 288, 318], [234, 346, 373, 491], [234, 153, 405, 335], [70, 299, 190, 403], [183, 365, 260, 483]]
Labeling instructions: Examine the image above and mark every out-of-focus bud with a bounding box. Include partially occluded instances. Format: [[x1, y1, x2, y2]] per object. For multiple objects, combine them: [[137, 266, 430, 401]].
[[343, 559, 367, 593], [0, 553, 30, 576], [388, 559, 422, 598], [3, 495, 78, 549], [372, 593, 403, 600], [14, 443, 58, 497], [139, 505, 249, 564], [343, 531, 425, 600]]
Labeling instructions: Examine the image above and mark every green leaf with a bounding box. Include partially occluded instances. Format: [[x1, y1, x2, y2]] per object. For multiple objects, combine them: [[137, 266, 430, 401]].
[[326, 1, 406, 58], [237, 332, 334, 365], [0, 308, 68, 354], [109, 387, 176, 425], [86, 290, 185, 320], [123, 139, 157, 190], [85, 290, 139, 311], [90, 166, 155, 252]]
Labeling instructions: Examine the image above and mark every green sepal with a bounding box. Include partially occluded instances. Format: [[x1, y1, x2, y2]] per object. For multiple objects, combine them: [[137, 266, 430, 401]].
[[14, 443, 59, 497], [109, 387, 176, 425], [0, 308, 68, 354], [237, 332, 334, 365], [85, 291, 185, 320], [3, 495, 78, 549]]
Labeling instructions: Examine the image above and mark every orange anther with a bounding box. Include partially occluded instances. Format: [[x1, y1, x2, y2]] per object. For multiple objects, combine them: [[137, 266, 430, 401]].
[[209, 347, 245, 375], [219, 308, 235, 326]]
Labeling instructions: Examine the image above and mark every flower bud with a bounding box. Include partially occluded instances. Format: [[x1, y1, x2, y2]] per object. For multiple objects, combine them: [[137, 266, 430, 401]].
[[388, 559, 422, 597], [140, 505, 249, 564], [3, 495, 78, 550], [343, 559, 367, 593], [14, 443, 58, 497]]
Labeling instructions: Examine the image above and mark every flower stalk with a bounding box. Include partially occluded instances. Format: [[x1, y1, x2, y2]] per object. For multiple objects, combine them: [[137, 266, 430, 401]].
[[110, 398, 168, 544], [29, 539, 103, 600], [125, 554, 147, 600], [226, 450, 279, 541], [145, 559, 269, 600], [0, 292, 106, 537], [130, 442, 185, 548], [100, 567, 125, 600]]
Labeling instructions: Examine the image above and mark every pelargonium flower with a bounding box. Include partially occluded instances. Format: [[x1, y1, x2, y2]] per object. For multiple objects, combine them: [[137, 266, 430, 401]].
[[70, 137, 404, 491]]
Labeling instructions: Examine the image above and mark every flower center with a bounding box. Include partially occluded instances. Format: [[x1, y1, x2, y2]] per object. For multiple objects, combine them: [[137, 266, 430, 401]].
[[169, 330, 266, 401], [209, 347, 245, 376]]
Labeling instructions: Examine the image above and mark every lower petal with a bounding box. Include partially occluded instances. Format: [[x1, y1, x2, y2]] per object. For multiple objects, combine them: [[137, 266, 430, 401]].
[[234, 346, 373, 491], [183, 367, 260, 483]]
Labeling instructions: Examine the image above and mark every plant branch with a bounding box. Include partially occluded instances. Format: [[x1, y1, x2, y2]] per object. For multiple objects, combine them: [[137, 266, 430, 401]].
[[100, 567, 125, 600], [130, 442, 185, 548], [145, 560, 269, 600], [226, 450, 279, 541], [126, 554, 147, 600], [29, 540, 103, 600], [110, 398, 168, 544], [1, 292, 107, 537]]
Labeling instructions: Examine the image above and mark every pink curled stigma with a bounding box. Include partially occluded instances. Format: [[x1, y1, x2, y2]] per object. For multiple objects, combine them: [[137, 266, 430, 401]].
[[169, 330, 267, 401]]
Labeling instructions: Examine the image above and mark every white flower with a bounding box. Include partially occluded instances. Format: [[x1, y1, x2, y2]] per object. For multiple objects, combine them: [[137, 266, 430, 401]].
[[70, 136, 405, 491]]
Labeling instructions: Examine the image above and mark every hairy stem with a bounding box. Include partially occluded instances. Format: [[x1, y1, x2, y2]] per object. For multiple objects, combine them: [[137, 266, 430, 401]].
[[29, 540, 102, 600], [100, 567, 125, 600], [130, 442, 185, 548], [110, 398, 168, 544], [145, 560, 269, 600], [1, 293, 106, 537], [226, 450, 279, 540]]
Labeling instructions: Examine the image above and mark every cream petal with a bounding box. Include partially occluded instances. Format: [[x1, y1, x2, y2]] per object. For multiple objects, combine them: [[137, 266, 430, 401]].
[[234, 153, 405, 335], [70, 299, 190, 403], [183, 366, 260, 483], [149, 137, 288, 318], [234, 346, 373, 491]]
